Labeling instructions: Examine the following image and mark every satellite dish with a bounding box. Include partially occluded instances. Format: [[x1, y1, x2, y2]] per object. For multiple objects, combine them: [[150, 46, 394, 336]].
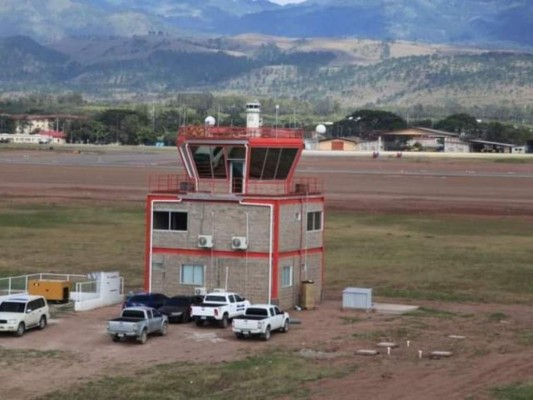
[[315, 124, 326, 134], [204, 116, 216, 126]]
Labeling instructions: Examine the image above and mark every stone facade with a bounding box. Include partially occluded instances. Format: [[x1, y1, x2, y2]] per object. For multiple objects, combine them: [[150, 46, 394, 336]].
[[148, 195, 324, 309]]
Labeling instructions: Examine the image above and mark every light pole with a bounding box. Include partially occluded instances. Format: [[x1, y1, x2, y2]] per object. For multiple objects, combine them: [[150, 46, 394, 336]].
[[275, 104, 279, 136]]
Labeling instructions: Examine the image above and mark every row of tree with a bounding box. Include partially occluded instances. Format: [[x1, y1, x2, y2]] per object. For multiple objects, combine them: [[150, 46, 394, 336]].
[[1, 94, 532, 146], [331, 110, 533, 145]]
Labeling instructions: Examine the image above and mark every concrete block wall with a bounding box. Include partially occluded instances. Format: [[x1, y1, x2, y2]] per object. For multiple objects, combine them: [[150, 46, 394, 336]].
[[153, 200, 271, 253], [151, 253, 270, 304]]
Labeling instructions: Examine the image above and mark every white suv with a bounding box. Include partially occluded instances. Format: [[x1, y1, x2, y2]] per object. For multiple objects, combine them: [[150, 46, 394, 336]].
[[0, 295, 50, 337]]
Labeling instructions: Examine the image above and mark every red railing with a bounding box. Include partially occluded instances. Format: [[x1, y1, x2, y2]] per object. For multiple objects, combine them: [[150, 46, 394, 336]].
[[148, 174, 322, 196], [178, 126, 304, 139], [148, 174, 196, 193]]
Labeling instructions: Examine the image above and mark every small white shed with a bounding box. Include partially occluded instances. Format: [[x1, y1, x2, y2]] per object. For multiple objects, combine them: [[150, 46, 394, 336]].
[[342, 287, 372, 310]]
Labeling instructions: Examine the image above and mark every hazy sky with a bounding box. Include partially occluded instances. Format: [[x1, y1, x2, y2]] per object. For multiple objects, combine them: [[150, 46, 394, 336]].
[[270, 0, 307, 4]]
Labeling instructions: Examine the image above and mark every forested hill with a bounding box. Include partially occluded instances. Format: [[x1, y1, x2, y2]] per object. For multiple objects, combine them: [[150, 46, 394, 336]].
[[0, 0, 531, 48]]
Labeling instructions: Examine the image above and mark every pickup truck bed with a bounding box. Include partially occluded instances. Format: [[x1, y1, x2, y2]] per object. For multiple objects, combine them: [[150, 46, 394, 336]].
[[107, 307, 168, 344], [232, 305, 290, 341]]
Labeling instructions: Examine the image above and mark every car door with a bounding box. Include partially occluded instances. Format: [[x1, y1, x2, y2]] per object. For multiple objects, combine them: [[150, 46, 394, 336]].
[[26, 300, 41, 328], [234, 294, 247, 315], [227, 295, 236, 317], [271, 307, 283, 330], [151, 309, 163, 332]]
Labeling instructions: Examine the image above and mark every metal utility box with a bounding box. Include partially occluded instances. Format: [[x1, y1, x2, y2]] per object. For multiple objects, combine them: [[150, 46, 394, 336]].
[[300, 280, 315, 310], [342, 287, 372, 311], [28, 280, 70, 302]]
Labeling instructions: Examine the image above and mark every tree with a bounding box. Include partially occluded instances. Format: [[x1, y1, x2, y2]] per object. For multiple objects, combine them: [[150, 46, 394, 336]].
[[332, 109, 407, 139], [434, 113, 481, 137]]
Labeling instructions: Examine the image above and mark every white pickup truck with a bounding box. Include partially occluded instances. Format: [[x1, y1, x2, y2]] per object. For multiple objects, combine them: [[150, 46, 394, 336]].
[[232, 304, 290, 341], [191, 292, 250, 328], [107, 307, 168, 344]]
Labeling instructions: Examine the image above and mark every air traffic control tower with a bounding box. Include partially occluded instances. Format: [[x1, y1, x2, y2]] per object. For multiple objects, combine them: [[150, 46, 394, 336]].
[[145, 101, 324, 308]]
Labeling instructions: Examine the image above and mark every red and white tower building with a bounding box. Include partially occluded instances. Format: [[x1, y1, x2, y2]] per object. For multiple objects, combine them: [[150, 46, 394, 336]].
[[145, 102, 324, 308]]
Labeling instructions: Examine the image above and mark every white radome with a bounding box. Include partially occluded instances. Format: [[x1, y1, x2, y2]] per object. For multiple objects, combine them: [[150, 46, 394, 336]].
[[205, 116, 216, 126], [315, 124, 326, 134]]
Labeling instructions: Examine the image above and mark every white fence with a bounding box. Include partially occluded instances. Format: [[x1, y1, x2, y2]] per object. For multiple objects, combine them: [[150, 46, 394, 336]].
[[0, 272, 124, 311], [0, 273, 86, 297]]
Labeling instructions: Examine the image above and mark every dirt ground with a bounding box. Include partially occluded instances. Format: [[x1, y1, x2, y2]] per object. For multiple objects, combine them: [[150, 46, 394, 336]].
[[0, 148, 532, 399]]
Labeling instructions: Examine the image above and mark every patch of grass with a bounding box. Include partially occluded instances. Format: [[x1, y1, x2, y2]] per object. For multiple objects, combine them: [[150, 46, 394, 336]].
[[491, 382, 533, 399], [404, 307, 458, 319], [39, 351, 353, 400], [492, 158, 530, 164], [488, 312, 508, 322], [326, 211, 533, 304], [517, 331, 533, 346], [0, 203, 145, 289], [339, 316, 361, 324], [0, 348, 66, 366]]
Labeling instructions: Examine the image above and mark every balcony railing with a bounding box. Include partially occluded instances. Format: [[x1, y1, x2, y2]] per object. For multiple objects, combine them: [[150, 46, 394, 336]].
[[178, 126, 304, 139], [149, 174, 322, 196]]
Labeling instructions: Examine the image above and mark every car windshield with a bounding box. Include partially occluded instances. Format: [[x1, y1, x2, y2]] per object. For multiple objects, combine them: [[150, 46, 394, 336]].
[[165, 298, 189, 306], [246, 308, 268, 316], [0, 302, 25, 313], [129, 295, 149, 303], [204, 295, 226, 303]]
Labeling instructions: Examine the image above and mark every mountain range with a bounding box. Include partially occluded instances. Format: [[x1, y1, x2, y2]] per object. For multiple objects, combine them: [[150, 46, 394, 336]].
[[0, 0, 531, 48], [0, 0, 531, 115]]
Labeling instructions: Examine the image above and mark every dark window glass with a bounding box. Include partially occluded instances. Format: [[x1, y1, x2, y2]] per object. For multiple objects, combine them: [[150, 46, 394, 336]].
[[191, 145, 226, 179], [170, 212, 187, 231], [249, 148, 297, 180], [307, 211, 322, 231], [154, 211, 187, 231], [153, 211, 169, 230]]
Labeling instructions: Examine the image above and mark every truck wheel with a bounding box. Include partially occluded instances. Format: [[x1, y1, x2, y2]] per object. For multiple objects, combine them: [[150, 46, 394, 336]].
[[14, 322, 25, 337], [282, 320, 289, 333], [160, 322, 168, 336], [262, 326, 271, 341], [137, 329, 148, 344], [112, 336, 121, 343], [38, 316, 47, 330], [235, 333, 244, 340], [219, 314, 229, 329], [195, 319, 204, 327]]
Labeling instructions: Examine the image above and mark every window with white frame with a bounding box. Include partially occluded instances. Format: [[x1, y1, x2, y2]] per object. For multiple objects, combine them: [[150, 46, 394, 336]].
[[281, 265, 293, 288], [153, 211, 188, 231], [306, 211, 322, 231], [180, 264, 204, 285]]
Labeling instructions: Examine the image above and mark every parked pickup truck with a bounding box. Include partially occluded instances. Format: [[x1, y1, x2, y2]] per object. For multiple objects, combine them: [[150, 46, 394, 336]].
[[107, 307, 168, 344], [232, 304, 290, 341], [191, 292, 250, 328]]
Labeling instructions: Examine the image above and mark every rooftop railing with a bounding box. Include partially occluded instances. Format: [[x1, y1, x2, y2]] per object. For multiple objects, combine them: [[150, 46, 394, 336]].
[[148, 174, 322, 196], [178, 126, 304, 139]]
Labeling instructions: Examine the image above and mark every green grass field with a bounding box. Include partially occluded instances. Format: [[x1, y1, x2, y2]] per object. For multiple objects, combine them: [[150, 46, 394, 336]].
[[38, 352, 354, 400], [1, 203, 532, 303], [326, 211, 533, 303], [1, 202, 531, 399]]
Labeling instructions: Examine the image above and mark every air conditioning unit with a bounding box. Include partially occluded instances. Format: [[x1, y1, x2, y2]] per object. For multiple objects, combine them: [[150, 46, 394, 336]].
[[194, 287, 207, 296], [198, 235, 213, 248], [231, 236, 248, 250]]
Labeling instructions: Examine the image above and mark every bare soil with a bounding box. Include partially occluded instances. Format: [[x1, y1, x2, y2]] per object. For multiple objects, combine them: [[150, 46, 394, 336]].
[[0, 148, 532, 399]]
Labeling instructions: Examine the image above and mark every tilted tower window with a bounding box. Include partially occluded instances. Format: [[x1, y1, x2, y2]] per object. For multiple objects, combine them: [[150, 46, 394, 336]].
[[249, 148, 297, 180]]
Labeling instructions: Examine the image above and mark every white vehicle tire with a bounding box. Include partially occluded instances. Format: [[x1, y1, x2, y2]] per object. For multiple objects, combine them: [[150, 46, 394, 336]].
[[220, 314, 229, 329], [160, 322, 168, 336], [38, 316, 47, 330], [137, 329, 148, 344], [262, 326, 271, 341], [281, 319, 289, 333], [15, 322, 25, 337]]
